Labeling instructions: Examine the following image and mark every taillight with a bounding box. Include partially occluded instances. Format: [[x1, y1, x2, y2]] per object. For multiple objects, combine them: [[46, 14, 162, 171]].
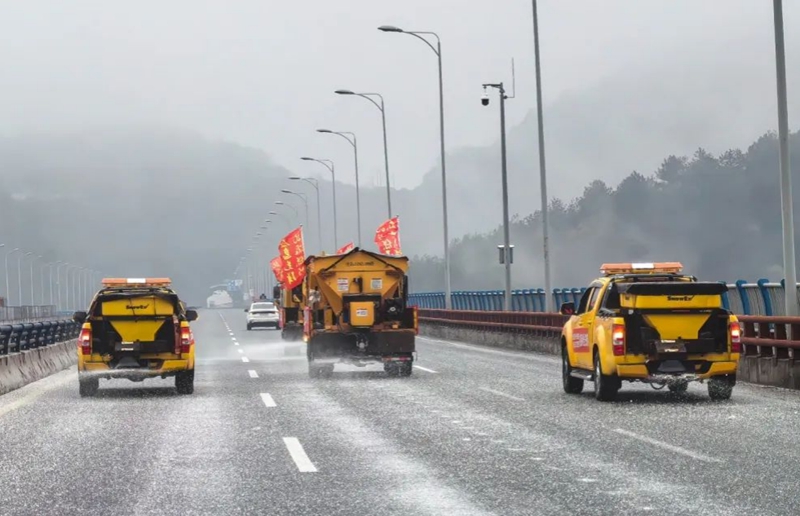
[[180, 327, 192, 354], [612, 324, 625, 356], [413, 306, 419, 335], [730, 321, 741, 353], [78, 326, 92, 356]]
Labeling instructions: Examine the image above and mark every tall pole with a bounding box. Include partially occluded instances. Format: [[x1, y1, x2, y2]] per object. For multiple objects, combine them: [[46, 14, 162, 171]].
[[532, 0, 553, 312], [773, 0, 798, 317], [334, 91, 392, 219], [435, 40, 451, 309], [379, 97, 392, 218], [29, 257, 35, 306], [317, 131, 361, 247], [56, 262, 66, 311], [5, 248, 18, 307], [49, 263, 55, 306], [353, 134, 361, 247], [17, 253, 27, 306], [39, 260, 45, 306], [485, 83, 513, 311]]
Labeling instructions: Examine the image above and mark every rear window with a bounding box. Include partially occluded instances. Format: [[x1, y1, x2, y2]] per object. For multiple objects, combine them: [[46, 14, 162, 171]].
[[251, 303, 275, 311]]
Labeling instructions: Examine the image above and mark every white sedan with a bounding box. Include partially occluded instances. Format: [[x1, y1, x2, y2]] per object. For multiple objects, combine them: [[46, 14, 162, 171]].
[[246, 302, 279, 330]]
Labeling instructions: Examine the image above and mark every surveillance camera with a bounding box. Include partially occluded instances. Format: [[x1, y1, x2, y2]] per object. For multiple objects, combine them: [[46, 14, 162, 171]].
[[481, 90, 490, 106]]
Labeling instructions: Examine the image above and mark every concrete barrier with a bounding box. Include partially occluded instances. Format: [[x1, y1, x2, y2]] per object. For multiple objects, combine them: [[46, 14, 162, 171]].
[[420, 321, 800, 391], [0, 340, 77, 396]]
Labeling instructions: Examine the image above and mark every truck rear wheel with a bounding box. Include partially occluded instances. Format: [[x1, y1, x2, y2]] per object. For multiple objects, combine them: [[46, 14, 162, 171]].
[[593, 351, 619, 402], [78, 375, 99, 397], [175, 370, 195, 395], [708, 376, 734, 400], [562, 345, 583, 394]]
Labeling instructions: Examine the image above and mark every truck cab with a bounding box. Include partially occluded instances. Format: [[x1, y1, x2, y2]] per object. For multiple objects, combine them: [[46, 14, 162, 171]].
[[560, 262, 740, 401]]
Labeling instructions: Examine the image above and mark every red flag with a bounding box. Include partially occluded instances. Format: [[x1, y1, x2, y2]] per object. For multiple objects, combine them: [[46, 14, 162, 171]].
[[278, 227, 306, 289], [374, 216, 402, 256], [336, 242, 355, 254], [270, 256, 285, 285]]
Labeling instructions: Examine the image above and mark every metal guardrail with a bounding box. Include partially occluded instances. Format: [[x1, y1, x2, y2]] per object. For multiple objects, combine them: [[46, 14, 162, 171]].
[[420, 309, 566, 337], [410, 281, 800, 316], [0, 319, 80, 355], [419, 310, 800, 353]]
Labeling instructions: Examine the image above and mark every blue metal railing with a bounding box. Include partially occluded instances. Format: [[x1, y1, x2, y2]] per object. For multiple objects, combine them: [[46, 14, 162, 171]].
[[408, 281, 800, 316]]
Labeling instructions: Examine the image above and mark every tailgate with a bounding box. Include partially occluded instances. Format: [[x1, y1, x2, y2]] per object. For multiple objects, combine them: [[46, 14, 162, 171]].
[[617, 282, 730, 355], [101, 295, 174, 343]]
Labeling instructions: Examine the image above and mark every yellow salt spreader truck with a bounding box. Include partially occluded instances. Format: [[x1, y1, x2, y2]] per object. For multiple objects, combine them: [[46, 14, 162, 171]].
[[74, 278, 198, 396], [560, 262, 741, 401], [302, 248, 418, 378]]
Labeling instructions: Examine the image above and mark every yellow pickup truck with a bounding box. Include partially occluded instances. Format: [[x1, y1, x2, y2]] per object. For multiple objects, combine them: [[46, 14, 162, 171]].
[[560, 262, 740, 401], [74, 278, 198, 397]]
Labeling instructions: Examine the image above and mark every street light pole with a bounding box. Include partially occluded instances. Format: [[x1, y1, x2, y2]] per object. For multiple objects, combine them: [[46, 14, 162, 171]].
[[334, 90, 392, 218], [317, 129, 361, 247], [773, 0, 798, 317], [18, 252, 31, 306], [379, 25, 451, 308], [532, 0, 554, 312], [30, 255, 40, 306], [301, 157, 338, 249], [56, 262, 68, 311], [483, 82, 513, 311], [281, 190, 309, 231], [290, 177, 323, 252]]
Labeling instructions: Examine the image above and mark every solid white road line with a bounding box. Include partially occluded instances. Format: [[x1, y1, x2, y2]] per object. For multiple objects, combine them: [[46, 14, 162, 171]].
[[283, 437, 318, 472], [248, 370, 259, 378], [613, 428, 722, 463], [413, 365, 438, 373], [478, 386, 525, 402], [242, 357, 250, 363], [260, 393, 277, 407]]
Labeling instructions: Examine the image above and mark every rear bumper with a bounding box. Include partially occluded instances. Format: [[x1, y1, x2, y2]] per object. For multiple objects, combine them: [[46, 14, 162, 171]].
[[617, 361, 738, 381], [248, 319, 279, 327], [309, 330, 415, 361], [80, 359, 191, 378]]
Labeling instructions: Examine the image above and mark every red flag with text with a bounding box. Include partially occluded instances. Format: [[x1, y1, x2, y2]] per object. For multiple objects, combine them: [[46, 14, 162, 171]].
[[336, 242, 355, 254], [278, 227, 306, 289], [374, 216, 402, 256], [270, 256, 285, 285]]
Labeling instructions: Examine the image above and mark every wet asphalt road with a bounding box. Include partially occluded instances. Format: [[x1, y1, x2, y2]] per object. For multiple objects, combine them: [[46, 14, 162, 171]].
[[0, 309, 799, 515]]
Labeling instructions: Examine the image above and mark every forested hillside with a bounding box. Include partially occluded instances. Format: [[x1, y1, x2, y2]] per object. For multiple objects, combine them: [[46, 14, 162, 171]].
[[410, 131, 800, 291]]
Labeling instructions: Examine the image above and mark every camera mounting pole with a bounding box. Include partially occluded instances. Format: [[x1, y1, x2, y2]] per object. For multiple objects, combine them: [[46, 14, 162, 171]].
[[482, 77, 514, 311]]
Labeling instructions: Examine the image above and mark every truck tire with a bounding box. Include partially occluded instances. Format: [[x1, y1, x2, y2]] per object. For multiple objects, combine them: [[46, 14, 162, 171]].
[[78, 376, 99, 397], [708, 376, 734, 401], [176, 370, 195, 395], [593, 351, 619, 402], [397, 361, 413, 377], [247, 324, 252, 331], [562, 344, 583, 394]]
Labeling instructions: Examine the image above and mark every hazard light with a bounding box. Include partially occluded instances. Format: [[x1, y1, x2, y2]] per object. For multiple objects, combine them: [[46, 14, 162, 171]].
[[102, 277, 172, 287], [599, 262, 683, 275]]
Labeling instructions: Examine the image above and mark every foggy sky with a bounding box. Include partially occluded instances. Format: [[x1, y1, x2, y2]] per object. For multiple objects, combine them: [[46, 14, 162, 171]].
[[0, 0, 797, 200]]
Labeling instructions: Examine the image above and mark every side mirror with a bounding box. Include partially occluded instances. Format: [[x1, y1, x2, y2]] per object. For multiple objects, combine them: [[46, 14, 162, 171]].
[[560, 302, 575, 316], [73, 311, 87, 323], [244, 308, 249, 312], [185, 309, 198, 322]]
